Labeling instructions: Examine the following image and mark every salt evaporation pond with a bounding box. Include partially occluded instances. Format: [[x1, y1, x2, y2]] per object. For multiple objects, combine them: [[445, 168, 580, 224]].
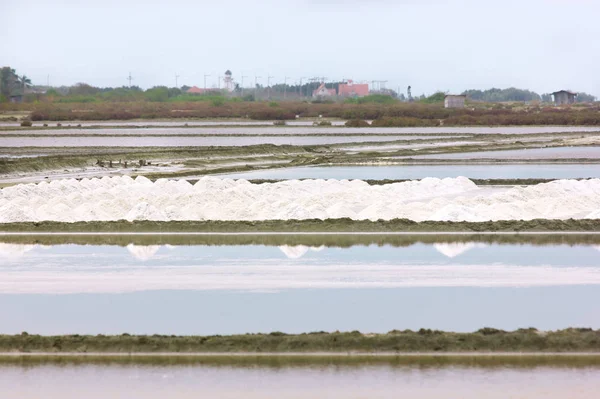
[[0, 135, 418, 147], [221, 164, 600, 180], [406, 146, 600, 160], [2, 362, 599, 399], [2, 176, 599, 223], [6, 125, 600, 134], [1, 239, 600, 335]]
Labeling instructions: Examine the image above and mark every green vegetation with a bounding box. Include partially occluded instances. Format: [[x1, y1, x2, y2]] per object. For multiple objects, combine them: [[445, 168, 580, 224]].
[[1, 329, 599, 354], [2, 354, 600, 368], [2, 219, 600, 233], [344, 94, 397, 105], [463, 88, 542, 103], [3, 95, 599, 124], [420, 92, 446, 104], [344, 119, 370, 127]]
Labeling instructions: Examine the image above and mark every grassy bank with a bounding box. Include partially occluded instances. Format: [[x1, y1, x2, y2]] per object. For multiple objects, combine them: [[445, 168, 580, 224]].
[[2, 329, 599, 354], [2, 354, 600, 368], [2, 219, 600, 233], [2, 233, 600, 247]]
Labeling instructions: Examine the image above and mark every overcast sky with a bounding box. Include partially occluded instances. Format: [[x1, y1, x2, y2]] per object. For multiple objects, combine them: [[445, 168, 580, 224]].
[[2, 0, 599, 96]]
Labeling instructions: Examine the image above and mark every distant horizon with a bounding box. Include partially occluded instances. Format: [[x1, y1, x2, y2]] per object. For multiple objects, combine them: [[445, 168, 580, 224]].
[[13, 73, 595, 100]]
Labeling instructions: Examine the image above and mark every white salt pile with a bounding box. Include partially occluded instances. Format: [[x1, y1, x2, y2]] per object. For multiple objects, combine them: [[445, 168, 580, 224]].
[[1, 175, 599, 223]]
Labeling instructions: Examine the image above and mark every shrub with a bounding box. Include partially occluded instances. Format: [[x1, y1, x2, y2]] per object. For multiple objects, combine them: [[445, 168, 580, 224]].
[[273, 120, 286, 126], [345, 119, 370, 127], [210, 97, 225, 107], [477, 327, 506, 335], [371, 117, 438, 127], [20, 120, 32, 127]]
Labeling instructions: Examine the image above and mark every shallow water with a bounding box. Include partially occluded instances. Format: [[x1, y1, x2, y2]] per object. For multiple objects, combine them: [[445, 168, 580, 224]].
[[0, 135, 422, 147], [1, 363, 599, 399], [1, 239, 599, 335], [407, 146, 600, 160], [220, 164, 600, 179], [5, 125, 600, 134]]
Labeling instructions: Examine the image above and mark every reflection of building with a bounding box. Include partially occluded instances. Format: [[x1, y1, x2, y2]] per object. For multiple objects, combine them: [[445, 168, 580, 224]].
[[338, 80, 369, 97], [312, 82, 336, 98], [223, 70, 234, 92], [444, 94, 466, 109], [551, 90, 577, 105]]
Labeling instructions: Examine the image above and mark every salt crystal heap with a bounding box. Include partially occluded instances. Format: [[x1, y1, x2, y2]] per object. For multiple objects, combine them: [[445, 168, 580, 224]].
[[1, 176, 599, 223]]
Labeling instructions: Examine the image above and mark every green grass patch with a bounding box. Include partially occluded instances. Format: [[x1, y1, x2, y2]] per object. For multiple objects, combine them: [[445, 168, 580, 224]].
[[1, 329, 599, 354]]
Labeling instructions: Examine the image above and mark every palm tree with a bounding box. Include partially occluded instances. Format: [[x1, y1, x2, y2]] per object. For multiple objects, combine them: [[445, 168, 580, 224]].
[[0, 67, 18, 97], [19, 75, 32, 93]]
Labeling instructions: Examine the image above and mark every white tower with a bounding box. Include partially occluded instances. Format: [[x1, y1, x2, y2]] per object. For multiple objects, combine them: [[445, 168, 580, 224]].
[[223, 70, 234, 92]]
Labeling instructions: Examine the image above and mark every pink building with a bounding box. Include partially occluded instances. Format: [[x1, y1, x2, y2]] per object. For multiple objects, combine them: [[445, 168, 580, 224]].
[[186, 86, 220, 95], [312, 83, 336, 98], [338, 80, 369, 97]]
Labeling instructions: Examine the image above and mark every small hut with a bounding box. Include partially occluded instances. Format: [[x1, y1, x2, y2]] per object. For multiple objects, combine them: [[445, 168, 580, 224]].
[[444, 94, 466, 109], [551, 90, 577, 105]]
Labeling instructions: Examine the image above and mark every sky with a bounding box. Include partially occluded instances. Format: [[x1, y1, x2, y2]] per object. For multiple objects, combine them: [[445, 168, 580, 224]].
[[2, 0, 599, 96]]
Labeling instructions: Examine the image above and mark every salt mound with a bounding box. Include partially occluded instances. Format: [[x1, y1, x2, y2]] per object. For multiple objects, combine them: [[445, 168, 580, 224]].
[[1, 176, 599, 223], [0, 243, 38, 259], [126, 244, 161, 261], [279, 245, 326, 259], [434, 243, 487, 258]]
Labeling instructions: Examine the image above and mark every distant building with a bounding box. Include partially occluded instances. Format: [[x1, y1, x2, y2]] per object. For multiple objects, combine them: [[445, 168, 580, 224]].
[[444, 94, 466, 109], [312, 82, 336, 98], [551, 90, 577, 105], [223, 70, 234, 92], [338, 80, 369, 97], [186, 86, 220, 95]]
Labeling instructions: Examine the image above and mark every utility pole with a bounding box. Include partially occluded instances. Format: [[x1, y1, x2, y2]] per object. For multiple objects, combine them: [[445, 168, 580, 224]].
[[241, 75, 248, 97], [204, 74, 211, 94], [284, 76, 290, 99], [299, 77, 306, 97], [255, 76, 261, 99], [267, 75, 274, 100], [47, 74, 50, 88], [127, 72, 133, 88], [175, 74, 180, 88]]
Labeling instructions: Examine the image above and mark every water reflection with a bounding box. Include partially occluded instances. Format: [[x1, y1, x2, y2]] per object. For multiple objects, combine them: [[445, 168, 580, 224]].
[[2, 235, 600, 334], [0, 362, 599, 399]]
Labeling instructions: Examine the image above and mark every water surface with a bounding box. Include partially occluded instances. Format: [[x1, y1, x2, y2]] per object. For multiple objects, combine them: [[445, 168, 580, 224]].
[[1, 363, 598, 399], [5, 125, 600, 134], [1, 239, 599, 335], [407, 146, 600, 160], [0, 135, 421, 147]]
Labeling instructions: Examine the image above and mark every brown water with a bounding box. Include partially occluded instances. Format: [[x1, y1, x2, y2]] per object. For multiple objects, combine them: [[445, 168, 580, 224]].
[[1, 363, 598, 398]]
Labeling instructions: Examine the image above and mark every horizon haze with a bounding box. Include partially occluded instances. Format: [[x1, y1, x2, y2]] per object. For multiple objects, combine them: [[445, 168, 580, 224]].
[[2, 0, 599, 97]]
